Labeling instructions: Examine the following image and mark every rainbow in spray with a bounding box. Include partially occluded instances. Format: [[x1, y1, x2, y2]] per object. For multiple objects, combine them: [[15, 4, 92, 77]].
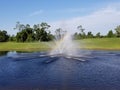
[[49, 32, 78, 56]]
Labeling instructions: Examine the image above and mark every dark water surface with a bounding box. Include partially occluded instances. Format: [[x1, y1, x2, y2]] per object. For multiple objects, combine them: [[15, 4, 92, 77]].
[[0, 50, 120, 90]]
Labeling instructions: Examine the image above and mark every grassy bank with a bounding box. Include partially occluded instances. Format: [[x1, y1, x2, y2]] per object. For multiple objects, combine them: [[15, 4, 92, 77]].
[[78, 38, 120, 50], [0, 42, 51, 51], [0, 38, 120, 51]]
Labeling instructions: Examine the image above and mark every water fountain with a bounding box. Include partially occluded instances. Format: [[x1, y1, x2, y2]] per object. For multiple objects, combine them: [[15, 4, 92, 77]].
[[50, 32, 78, 56], [48, 29, 90, 61]]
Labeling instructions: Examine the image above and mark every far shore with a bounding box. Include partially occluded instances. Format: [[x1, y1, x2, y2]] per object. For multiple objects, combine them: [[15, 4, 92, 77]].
[[1, 47, 120, 52], [0, 38, 120, 51]]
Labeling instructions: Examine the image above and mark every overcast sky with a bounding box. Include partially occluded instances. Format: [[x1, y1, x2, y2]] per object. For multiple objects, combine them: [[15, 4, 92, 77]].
[[1, 0, 120, 35]]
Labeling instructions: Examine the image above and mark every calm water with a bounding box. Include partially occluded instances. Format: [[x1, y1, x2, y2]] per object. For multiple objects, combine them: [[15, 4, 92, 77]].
[[0, 50, 120, 90]]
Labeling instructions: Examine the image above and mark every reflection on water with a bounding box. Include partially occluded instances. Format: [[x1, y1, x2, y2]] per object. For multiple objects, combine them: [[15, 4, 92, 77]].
[[0, 51, 8, 56], [0, 51, 36, 57]]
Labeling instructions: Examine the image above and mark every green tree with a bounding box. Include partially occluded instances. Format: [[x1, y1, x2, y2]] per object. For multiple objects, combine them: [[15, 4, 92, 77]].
[[96, 32, 101, 38], [9, 35, 16, 41], [115, 25, 120, 37], [14, 21, 25, 31], [16, 30, 27, 42], [33, 24, 38, 30], [77, 25, 85, 34], [15, 22, 53, 42], [74, 32, 79, 39], [26, 28, 35, 42], [16, 28, 35, 42], [40, 22, 50, 30], [77, 25, 86, 39], [107, 30, 115, 38], [35, 22, 51, 41], [55, 28, 67, 40], [26, 24, 30, 29], [0, 30, 9, 42], [87, 31, 94, 38], [35, 28, 48, 41]]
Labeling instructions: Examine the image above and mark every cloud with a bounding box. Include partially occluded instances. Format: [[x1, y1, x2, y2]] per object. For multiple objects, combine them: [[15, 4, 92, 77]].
[[29, 10, 43, 17], [56, 8, 86, 13], [50, 3, 120, 35]]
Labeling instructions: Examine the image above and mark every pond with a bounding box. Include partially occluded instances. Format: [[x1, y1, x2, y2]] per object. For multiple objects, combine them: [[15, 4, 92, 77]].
[[0, 50, 120, 90]]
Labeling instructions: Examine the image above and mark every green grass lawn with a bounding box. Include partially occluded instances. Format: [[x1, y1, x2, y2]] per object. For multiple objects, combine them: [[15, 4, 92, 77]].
[[0, 42, 51, 51], [0, 38, 120, 51], [78, 38, 120, 50]]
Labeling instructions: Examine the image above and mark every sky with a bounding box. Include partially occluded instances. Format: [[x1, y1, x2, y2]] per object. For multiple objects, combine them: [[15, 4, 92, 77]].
[[1, 0, 120, 35]]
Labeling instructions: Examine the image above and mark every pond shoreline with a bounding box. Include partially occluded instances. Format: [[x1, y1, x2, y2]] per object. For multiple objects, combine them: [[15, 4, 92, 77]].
[[0, 48, 120, 52], [0, 38, 120, 51], [1, 47, 120, 51]]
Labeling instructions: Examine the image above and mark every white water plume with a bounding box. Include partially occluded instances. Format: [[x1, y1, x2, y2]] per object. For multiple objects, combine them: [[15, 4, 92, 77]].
[[49, 32, 78, 56]]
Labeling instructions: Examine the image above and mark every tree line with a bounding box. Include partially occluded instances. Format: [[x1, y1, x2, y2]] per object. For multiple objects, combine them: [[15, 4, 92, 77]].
[[1, 22, 120, 42], [14, 22, 54, 42], [8, 22, 54, 42], [74, 25, 120, 39]]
